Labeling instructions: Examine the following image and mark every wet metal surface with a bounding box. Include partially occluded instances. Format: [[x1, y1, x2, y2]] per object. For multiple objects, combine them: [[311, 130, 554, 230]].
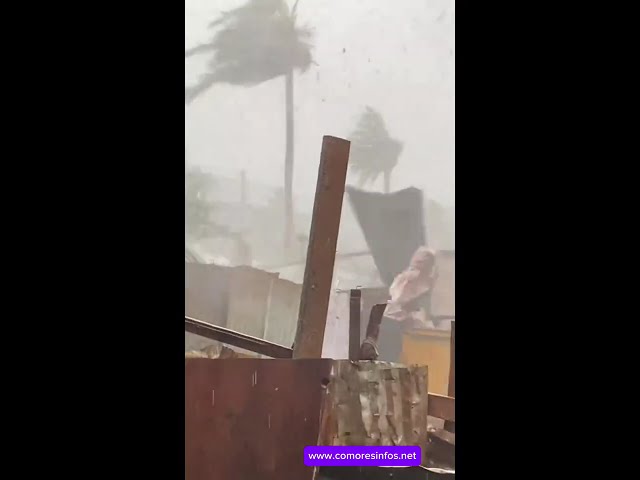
[[185, 358, 333, 480], [185, 359, 431, 480]]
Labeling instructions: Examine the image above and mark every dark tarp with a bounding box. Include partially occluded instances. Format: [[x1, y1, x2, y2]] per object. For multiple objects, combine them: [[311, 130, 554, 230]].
[[346, 186, 426, 287]]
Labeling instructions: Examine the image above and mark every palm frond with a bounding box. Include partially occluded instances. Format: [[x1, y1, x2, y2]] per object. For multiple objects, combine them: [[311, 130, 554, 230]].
[[185, 0, 314, 102], [186, 73, 217, 104], [291, 0, 300, 19], [185, 43, 216, 58]]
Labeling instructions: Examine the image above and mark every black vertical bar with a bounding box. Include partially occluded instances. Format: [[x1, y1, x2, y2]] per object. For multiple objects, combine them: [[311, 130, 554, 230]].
[[349, 289, 362, 360]]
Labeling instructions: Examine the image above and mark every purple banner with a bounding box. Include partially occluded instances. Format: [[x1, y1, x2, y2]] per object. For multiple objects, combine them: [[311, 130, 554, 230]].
[[304, 446, 421, 467]]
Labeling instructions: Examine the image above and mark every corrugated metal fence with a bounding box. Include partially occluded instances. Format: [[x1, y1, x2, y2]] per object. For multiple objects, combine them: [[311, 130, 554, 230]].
[[186, 263, 349, 357]]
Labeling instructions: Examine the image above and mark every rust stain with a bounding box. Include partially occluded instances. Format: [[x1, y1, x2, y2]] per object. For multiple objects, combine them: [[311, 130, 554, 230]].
[[186, 358, 333, 480]]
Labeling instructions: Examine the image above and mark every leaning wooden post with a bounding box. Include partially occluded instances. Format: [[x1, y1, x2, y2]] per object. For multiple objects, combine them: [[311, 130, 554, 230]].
[[293, 136, 351, 358]]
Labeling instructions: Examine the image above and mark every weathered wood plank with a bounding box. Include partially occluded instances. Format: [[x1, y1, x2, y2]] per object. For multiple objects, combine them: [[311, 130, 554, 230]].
[[428, 393, 455, 422], [293, 136, 351, 358]]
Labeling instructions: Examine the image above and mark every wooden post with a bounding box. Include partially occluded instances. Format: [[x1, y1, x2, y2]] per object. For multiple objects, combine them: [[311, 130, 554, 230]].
[[358, 304, 386, 361], [348, 289, 361, 360], [445, 321, 455, 433], [293, 136, 350, 358]]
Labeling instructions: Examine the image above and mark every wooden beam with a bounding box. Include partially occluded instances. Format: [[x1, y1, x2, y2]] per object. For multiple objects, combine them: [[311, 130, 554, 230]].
[[185, 316, 293, 359], [348, 289, 361, 360], [293, 136, 351, 358], [428, 393, 455, 422]]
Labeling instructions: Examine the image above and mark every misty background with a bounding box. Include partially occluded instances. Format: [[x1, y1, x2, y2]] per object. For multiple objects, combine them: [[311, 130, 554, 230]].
[[185, 0, 455, 287]]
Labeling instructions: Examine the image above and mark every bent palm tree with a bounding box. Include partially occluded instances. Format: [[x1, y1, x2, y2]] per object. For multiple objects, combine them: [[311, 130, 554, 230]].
[[185, 0, 313, 250], [348, 107, 403, 194]]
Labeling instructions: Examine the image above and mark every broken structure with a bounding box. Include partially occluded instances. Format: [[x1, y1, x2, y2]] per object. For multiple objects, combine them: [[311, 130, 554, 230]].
[[185, 136, 455, 479]]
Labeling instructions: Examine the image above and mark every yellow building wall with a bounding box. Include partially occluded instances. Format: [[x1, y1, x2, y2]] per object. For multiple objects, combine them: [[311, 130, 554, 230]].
[[401, 329, 451, 395]]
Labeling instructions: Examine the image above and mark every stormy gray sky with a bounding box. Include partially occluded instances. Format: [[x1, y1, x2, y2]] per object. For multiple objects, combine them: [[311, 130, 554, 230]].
[[185, 0, 455, 207]]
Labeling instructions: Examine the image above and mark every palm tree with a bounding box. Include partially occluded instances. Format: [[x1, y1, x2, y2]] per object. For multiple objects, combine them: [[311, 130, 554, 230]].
[[348, 106, 403, 193], [185, 0, 313, 250]]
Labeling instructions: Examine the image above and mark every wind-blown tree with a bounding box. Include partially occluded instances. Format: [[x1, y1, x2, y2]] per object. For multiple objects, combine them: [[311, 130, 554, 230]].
[[185, 0, 313, 250], [348, 107, 403, 193]]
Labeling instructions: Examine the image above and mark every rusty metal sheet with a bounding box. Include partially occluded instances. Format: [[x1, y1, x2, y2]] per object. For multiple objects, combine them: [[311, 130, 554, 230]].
[[185, 358, 334, 480], [186, 359, 431, 480]]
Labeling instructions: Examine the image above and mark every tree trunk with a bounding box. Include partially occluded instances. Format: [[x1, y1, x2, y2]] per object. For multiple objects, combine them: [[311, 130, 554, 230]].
[[284, 69, 295, 251], [383, 170, 391, 194]]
